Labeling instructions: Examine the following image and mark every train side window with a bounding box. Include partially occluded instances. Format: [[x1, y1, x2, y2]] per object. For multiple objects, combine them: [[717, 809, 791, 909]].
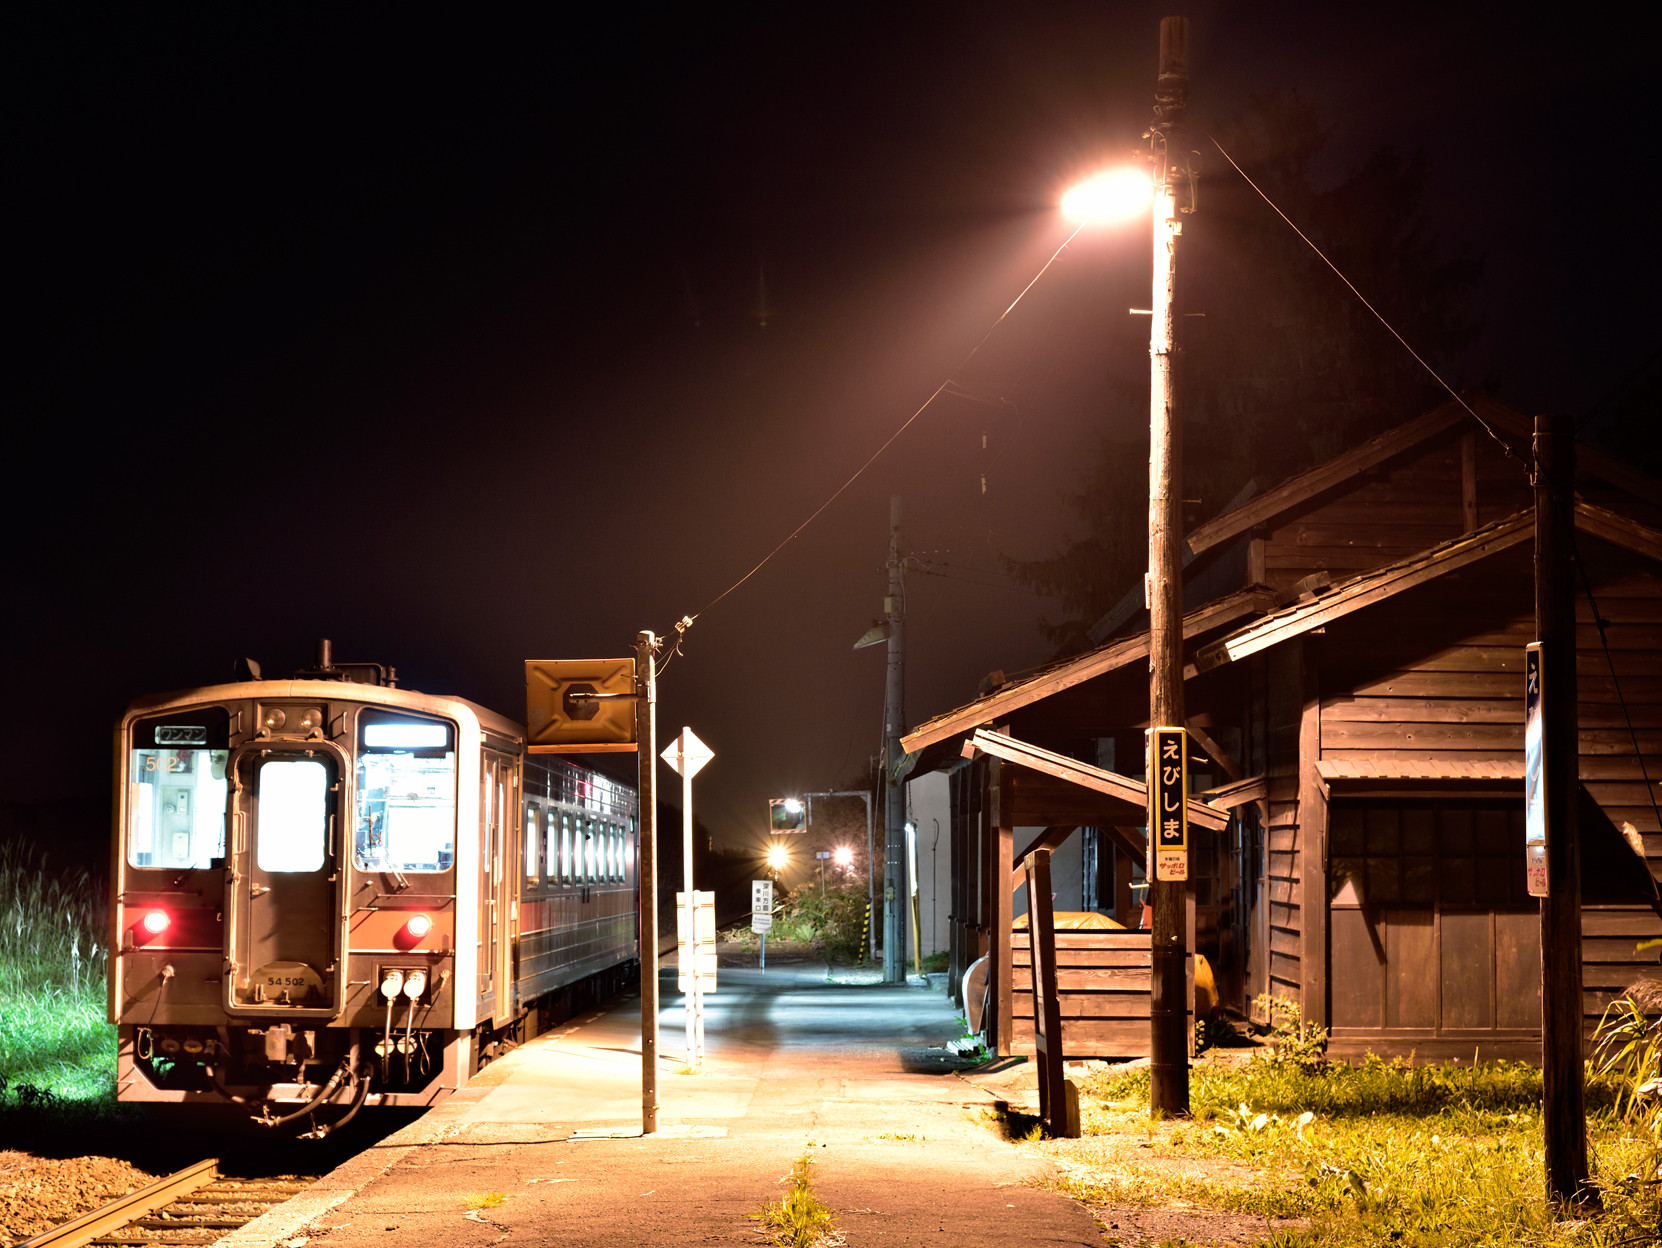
[[255, 758, 328, 873], [356, 716, 456, 873], [525, 803, 539, 883], [560, 814, 572, 882], [584, 822, 596, 882], [611, 826, 622, 881]]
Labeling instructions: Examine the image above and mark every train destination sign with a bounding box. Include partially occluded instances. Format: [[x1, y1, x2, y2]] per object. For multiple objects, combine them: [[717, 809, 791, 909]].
[[1148, 726, 1189, 882], [524, 658, 638, 752]]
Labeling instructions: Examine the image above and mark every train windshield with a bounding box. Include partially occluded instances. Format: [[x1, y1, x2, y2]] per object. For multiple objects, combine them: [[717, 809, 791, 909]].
[[356, 715, 456, 873], [127, 716, 230, 869]]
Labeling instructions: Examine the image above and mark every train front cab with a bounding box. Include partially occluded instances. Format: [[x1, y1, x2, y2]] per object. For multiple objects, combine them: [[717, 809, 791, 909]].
[[110, 681, 497, 1119]]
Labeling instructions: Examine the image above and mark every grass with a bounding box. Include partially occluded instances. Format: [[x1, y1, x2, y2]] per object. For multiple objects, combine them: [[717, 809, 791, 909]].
[[463, 1192, 506, 1210], [752, 1154, 837, 1248], [1039, 1045, 1662, 1247], [0, 839, 117, 1109]]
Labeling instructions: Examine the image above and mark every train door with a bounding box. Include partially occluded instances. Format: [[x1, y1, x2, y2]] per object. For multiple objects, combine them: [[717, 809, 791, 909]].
[[477, 752, 516, 1027], [493, 755, 518, 1025], [225, 745, 345, 1016]]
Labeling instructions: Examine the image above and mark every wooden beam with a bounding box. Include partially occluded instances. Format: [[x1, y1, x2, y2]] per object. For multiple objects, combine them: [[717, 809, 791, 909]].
[[963, 729, 1231, 832], [901, 586, 1274, 755], [1106, 825, 1148, 872], [1201, 774, 1268, 809], [1185, 397, 1472, 555], [1015, 825, 1078, 866], [1195, 510, 1535, 672], [1185, 719, 1243, 781], [1576, 499, 1662, 563], [992, 759, 1014, 1056]]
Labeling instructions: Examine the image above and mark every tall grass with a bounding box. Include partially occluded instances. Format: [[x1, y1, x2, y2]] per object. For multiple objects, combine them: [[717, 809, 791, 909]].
[[0, 838, 116, 1105]]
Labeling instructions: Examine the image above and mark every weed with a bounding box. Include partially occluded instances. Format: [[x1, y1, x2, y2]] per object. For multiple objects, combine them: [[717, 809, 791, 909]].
[[463, 1192, 506, 1210], [875, 1132, 919, 1141], [0, 838, 116, 1107], [752, 1155, 837, 1248], [1255, 994, 1329, 1071]]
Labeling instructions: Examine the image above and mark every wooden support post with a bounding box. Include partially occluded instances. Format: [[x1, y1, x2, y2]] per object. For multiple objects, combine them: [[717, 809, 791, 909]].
[[1298, 637, 1328, 1029], [1023, 848, 1075, 1137], [992, 759, 1014, 1055], [634, 630, 660, 1136], [1535, 413, 1590, 1206]]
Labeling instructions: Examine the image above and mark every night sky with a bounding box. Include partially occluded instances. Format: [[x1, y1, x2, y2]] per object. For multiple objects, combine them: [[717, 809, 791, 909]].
[[5, 5, 1655, 853]]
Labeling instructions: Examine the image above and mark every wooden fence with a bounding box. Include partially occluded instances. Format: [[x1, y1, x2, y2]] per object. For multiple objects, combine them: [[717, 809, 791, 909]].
[[1011, 929, 1162, 1057]]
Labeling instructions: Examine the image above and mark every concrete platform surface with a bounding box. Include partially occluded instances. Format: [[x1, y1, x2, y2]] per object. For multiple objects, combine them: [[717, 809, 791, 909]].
[[220, 963, 1100, 1247]]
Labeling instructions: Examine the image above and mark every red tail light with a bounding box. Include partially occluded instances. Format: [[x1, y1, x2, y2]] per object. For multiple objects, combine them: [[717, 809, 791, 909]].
[[141, 909, 171, 935], [405, 913, 431, 940]]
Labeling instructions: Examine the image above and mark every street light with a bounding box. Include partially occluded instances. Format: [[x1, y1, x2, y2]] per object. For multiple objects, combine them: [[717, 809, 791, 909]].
[[832, 845, 854, 871], [1059, 16, 1193, 1120], [1060, 167, 1153, 224], [766, 843, 790, 876]]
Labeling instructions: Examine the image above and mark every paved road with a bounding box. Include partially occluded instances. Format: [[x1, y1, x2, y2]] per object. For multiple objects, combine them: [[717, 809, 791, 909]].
[[223, 963, 1102, 1247]]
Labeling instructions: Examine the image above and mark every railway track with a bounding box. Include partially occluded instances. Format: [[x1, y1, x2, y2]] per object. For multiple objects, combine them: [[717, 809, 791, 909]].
[[18, 1159, 316, 1248]]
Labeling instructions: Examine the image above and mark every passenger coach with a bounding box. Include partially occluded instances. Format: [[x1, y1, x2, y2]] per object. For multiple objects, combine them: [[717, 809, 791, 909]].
[[110, 650, 638, 1133]]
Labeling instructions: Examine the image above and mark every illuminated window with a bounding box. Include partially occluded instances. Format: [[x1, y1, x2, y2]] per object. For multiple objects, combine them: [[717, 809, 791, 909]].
[[526, 803, 540, 882], [356, 716, 456, 874], [561, 814, 572, 881], [127, 747, 229, 869], [256, 759, 328, 873]]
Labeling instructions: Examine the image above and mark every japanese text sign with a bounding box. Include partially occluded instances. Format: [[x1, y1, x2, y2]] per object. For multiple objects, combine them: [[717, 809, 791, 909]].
[[1148, 726, 1189, 882]]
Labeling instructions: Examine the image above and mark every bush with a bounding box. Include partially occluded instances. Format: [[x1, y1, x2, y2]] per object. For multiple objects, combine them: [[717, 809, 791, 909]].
[[776, 882, 868, 965]]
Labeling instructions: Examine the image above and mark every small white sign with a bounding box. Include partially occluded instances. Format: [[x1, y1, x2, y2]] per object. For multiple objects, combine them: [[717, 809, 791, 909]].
[[1155, 849, 1189, 882], [675, 890, 718, 992], [752, 911, 774, 934]]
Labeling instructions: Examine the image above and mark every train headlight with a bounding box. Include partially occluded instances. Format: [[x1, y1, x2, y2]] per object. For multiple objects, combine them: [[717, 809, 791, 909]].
[[380, 969, 406, 1000], [405, 913, 432, 940], [141, 909, 171, 936]]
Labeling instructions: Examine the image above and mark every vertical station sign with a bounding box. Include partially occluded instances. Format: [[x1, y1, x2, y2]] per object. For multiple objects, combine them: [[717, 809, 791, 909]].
[[1148, 726, 1189, 881], [1523, 642, 1548, 897], [751, 879, 774, 933]]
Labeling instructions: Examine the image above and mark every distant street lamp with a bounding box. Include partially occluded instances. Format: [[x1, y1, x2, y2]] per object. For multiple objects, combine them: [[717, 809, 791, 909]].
[[833, 845, 854, 871], [1061, 16, 1193, 1119], [766, 843, 790, 878]]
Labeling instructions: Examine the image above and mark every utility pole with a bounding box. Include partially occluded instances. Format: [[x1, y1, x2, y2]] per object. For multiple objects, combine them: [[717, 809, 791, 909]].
[[634, 630, 660, 1135], [1146, 15, 1191, 1119], [1535, 415, 1590, 1204], [883, 494, 908, 982]]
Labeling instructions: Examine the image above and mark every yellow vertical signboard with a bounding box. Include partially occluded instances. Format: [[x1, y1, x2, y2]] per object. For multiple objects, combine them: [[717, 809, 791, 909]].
[[1148, 726, 1188, 882]]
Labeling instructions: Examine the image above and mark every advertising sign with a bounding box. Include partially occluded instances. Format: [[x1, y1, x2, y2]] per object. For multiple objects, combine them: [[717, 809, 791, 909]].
[[1148, 726, 1189, 882]]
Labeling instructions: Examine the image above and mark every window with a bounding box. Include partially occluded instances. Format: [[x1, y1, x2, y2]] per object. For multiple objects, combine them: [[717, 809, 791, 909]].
[[127, 746, 229, 869], [560, 814, 572, 881], [257, 759, 328, 873], [355, 716, 456, 873], [584, 821, 596, 882], [526, 803, 540, 882]]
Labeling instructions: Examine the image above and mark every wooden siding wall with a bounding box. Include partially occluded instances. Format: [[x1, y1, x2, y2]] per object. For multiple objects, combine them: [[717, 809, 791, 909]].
[[1318, 548, 1662, 1041], [1255, 430, 1532, 597], [1011, 930, 1157, 1057]]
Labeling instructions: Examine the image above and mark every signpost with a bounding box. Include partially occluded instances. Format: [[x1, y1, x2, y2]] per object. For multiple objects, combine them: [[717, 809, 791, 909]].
[[661, 727, 714, 1072], [752, 878, 773, 970], [1524, 643, 1548, 897], [1148, 726, 1189, 882]]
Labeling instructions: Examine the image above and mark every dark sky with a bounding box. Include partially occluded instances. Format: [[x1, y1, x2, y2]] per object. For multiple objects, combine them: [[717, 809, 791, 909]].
[[5, 4, 1655, 850]]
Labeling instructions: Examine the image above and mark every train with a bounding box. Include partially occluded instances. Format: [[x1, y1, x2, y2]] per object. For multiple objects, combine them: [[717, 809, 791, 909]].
[[108, 645, 639, 1135]]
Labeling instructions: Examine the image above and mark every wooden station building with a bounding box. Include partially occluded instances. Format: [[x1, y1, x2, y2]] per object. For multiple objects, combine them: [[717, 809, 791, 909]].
[[900, 395, 1662, 1062]]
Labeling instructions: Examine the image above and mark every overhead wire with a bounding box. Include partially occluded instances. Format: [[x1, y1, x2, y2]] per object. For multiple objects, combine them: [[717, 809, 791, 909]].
[[1205, 132, 1529, 476], [667, 220, 1090, 643]]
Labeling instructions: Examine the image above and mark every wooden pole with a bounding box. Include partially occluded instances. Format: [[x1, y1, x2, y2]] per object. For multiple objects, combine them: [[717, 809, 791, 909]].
[[1535, 415, 1590, 1204], [883, 494, 907, 981], [1147, 13, 1191, 1119], [635, 630, 660, 1135]]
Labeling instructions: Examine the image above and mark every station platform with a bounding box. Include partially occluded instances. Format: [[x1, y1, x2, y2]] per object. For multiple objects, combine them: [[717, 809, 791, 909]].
[[220, 961, 1101, 1247]]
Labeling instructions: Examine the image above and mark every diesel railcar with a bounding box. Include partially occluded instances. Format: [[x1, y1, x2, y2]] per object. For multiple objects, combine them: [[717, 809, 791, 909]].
[[109, 657, 638, 1133]]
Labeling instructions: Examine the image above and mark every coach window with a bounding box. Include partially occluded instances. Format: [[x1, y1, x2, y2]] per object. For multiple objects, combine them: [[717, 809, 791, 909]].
[[558, 814, 570, 882], [611, 827, 622, 881], [584, 822, 596, 882], [525, 803, 540, 883], [355, 716, 456, 873]]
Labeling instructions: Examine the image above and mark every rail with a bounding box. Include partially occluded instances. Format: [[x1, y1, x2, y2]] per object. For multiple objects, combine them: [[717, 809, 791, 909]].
[[17, 1159, 315, 1248]]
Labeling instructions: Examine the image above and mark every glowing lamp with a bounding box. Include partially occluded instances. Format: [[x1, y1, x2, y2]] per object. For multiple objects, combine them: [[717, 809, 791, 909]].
[[833, 846, 854, 868], [405, 913, 432, 940], [1061, 168, 1154, 224], [766, 845, 789, 872], [141, 909, 170, 935]]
